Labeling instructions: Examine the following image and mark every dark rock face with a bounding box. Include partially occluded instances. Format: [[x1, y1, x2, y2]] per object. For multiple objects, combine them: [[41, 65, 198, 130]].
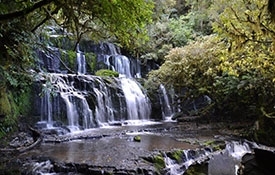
[[240, 149, 275, 175], [37, 48, 61, 73], [254, 116, 275, 147]]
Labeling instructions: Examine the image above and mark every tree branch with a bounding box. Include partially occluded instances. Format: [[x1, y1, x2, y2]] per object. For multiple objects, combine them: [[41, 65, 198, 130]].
[[31, 5, 62, 33], [0, 0, 55, 21]]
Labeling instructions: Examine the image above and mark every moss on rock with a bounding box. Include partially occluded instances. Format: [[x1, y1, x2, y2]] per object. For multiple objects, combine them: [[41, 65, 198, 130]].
[[153, 155, 165, 171], [95, 69, 119, 77], [133, 135, 141, 142], [203, 140, 226, 151], [168, 149, 184, 163]]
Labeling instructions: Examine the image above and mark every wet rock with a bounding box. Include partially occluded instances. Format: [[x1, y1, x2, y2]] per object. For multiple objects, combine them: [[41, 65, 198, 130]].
[[134, 135, 141, 142], [253, 116, 275, 146], [166, 150, 185, 163], [143, 154, 165, 173], [254, 148, 275, 173], [240, 148, 275, 175], [9, 132, 34, 148], [203, 140, 226, 151], [240, 153, 264, 175]]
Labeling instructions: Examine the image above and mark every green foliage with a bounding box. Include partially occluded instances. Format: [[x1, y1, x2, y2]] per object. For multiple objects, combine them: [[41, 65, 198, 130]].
[[185, 0, 213, 34], [147, 0, 275, 123], [85, 52, 97, 73], [0, 89, 17, 138], [136, 1, 213, 65], [0, 88, 12, 117], [60, 49, 77, 71], [148, 35, 223, 96], [148, 31, 275, 119], [14, 86, 32, 116], [95, 69, 119, 77], [168, 13, 195, 47], [210, 0, 274, 50]]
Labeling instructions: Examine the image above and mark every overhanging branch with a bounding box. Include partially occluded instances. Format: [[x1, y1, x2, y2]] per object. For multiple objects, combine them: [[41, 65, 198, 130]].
[[0, 0, 55, 21]]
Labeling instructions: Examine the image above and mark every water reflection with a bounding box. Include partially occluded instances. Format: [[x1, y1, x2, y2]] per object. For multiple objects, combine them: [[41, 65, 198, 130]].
[[27, 133, 198, 167]]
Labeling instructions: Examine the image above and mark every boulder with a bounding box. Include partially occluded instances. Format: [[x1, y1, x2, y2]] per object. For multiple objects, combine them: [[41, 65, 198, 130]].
[[240, 148, 275, 175]]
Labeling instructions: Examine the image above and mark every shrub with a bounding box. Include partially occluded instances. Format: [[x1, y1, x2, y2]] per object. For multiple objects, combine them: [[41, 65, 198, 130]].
[[148, 35, 275, 120], [95, 69, 119, 77]]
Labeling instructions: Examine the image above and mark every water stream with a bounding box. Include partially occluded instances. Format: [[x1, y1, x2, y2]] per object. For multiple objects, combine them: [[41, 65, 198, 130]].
[[76, 44, 86, 75], [38, 42, 160, 132], [164, 141, 254, 175]]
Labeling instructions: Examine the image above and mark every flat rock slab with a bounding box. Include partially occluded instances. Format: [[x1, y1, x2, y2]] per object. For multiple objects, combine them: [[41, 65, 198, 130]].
[[18, 121, 245, 173]]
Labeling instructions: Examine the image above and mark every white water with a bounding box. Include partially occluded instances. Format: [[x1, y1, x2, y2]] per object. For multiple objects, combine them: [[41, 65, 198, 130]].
[[39, 42, 153, 131], [40, 90, 52, 124], [120, 78, 151, 120], [77, 52, 86, 74], [51, 74, 95, 131], [159, 84, 173, 119], [76, 44, 86, 74], [164, 141, 253, 175], [101, 42, 140, 78], [40, 73, 152, 131], [24, 160, 54, 175]]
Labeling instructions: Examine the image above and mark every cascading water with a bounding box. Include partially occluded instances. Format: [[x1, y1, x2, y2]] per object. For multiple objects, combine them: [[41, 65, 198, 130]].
[[120, 78, 151, 121], [76, 45, 86, 74], [164, 141, 254, 175], [159, 84, 174, 119], [98, 42, 141, 78], [38, 42, 152, 131], [40, 90, 52, 125]]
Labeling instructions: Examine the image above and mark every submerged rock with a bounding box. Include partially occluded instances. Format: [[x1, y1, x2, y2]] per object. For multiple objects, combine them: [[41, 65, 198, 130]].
[[134, 135, 141, 142]]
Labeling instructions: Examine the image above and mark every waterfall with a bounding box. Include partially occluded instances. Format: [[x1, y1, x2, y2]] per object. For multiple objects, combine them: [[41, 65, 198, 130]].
[[97, 42, 141, 78], [120, 78, 151, 121], [159, 84, 173, 119], [37, 41, 156, 131], [208, 141, 252, 175], [40, 90, 53, 124], [39, 73, 152, 131], [164, 141, 253, 175], [76, 44, 86, 74]]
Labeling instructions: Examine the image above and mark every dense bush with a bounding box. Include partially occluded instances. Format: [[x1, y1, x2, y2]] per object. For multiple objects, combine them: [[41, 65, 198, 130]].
[[148, 35, 275, 120], [95, 69, 119, 77]]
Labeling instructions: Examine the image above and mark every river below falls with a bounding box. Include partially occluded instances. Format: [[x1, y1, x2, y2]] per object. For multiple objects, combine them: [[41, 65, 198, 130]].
[[17, 121, 261, 174]]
